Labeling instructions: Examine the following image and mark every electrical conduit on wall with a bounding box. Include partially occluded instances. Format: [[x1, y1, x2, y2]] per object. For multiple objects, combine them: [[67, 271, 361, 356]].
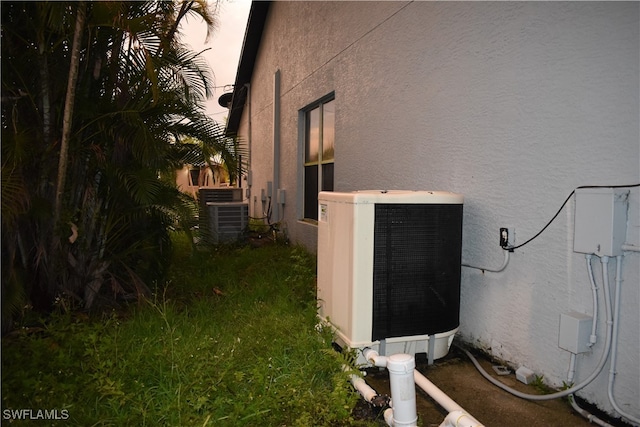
[[459, 185, 640, 425], [607, 256, 640, 425], [459, 253, 615, 402], [461, 253, 640, 426], [462, 250, 510, 273], [564, 254, 613, 427]]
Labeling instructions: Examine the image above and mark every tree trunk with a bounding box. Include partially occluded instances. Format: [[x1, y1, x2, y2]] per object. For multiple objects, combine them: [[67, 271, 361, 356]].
[[39, 51, 51, 146], [54, 1, 86, 226]]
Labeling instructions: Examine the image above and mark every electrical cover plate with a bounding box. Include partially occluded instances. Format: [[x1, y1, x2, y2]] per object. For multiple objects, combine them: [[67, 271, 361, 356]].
[[492, 365, 511, 376], [573, 188, 628, 256]]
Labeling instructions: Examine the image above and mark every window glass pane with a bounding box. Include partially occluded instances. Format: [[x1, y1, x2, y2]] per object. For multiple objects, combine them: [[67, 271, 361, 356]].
[[189, 169, 200, 186], [304, 164, 318, 220], [322, 100, 335, 161], [322, 163, 334, 192], [305, 107, 320, 163]]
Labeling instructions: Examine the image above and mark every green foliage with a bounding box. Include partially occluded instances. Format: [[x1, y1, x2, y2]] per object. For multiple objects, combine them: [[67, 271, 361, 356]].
[[1, 1, 246, 313], [530, 374, 556, 395], [2, 243, 372, 426], [248, 218, 271, 234]]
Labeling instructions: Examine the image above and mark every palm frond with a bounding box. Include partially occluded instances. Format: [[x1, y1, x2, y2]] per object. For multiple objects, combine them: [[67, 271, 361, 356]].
[[1, 0, 229, 313], [1, 165, 30, 228]]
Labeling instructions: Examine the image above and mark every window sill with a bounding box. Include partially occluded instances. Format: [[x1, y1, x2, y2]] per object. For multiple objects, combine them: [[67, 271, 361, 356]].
[[298, 218, 318, 227]]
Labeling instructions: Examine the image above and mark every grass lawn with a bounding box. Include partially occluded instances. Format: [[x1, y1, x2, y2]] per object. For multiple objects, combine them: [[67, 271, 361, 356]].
[[2, 234, 375, 426]]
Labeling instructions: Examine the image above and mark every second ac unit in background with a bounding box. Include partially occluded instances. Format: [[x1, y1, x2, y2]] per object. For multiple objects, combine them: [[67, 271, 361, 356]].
[[205, 202, 248, 244], [198, 188, 247, 244]]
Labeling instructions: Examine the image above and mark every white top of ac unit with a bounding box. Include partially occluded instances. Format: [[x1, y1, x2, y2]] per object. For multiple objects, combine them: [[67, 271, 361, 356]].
[[318, 190, 463, 204]]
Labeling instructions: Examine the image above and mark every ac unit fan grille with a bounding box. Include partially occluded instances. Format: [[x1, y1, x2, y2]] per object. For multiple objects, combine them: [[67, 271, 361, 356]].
[[203, 203, 248, 244], [199, 188, 242, 203], [372, 203, 462, 341], [215, 206, 247, 228]]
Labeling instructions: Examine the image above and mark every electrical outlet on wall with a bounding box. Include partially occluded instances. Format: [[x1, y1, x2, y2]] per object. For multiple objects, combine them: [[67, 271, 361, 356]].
[[500, 228, 515, 249]]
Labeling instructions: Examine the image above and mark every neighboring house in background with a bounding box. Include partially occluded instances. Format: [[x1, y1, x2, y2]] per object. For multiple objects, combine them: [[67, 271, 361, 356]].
[[225, 1, 639, 421], [175, 157, 230, 199]]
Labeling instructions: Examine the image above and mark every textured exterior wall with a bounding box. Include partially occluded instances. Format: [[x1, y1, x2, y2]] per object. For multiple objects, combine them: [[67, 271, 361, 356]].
[[237, 1, 639, 416]]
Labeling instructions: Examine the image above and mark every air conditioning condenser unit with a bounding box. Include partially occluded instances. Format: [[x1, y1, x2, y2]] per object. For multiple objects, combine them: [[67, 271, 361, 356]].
[[205, 202, 248, 244], [317, 190, 463, 360]]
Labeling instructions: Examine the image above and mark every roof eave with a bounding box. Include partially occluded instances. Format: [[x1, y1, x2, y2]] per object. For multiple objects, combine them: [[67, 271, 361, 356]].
[[225, 1, 271, 137]]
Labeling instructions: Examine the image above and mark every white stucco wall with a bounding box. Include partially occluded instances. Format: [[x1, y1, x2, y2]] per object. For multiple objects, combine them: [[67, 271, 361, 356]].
[[237, 1, 639, 418]]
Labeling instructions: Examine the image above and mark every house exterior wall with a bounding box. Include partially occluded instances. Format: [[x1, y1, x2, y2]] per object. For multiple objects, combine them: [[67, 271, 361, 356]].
[[236, 1, 639, 416]]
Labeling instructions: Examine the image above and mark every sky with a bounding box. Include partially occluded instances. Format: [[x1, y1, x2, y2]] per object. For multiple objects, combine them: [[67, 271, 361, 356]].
[[181, 0, 252, 125]]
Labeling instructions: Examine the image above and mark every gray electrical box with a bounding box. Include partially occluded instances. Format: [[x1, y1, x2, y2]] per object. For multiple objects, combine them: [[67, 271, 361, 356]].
[[558, 311, 593, 354], [573, 188, 628, 257]]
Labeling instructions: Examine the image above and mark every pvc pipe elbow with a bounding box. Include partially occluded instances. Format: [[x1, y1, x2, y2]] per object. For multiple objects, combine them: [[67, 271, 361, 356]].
[[363, 347, 388, 367], [383, 408, 394, 426], [385, 406, 418, 427], [440, 410, 485, 427]]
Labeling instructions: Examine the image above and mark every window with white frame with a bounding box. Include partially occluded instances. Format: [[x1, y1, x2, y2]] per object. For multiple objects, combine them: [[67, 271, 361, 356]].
[[303, 97, 334, 221]]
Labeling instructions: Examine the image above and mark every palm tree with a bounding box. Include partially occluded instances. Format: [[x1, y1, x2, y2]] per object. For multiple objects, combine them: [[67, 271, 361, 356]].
[[1, 0, 242, 323]]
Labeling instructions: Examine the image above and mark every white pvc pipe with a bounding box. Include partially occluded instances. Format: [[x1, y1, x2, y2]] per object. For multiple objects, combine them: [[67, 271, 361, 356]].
[[414, 371, 484, 426], [363, 349, 483, 427], [348, 371, 379, 404], [384, 408, 394, 426], [621, 244, 640, 252], [607, 255, 640, 425], [414, 370, 462, 413], [363, 347, 388, 368], [345, 364, 394, 426], [439, 410, 486, 427], [387, 354, 418, 427]]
